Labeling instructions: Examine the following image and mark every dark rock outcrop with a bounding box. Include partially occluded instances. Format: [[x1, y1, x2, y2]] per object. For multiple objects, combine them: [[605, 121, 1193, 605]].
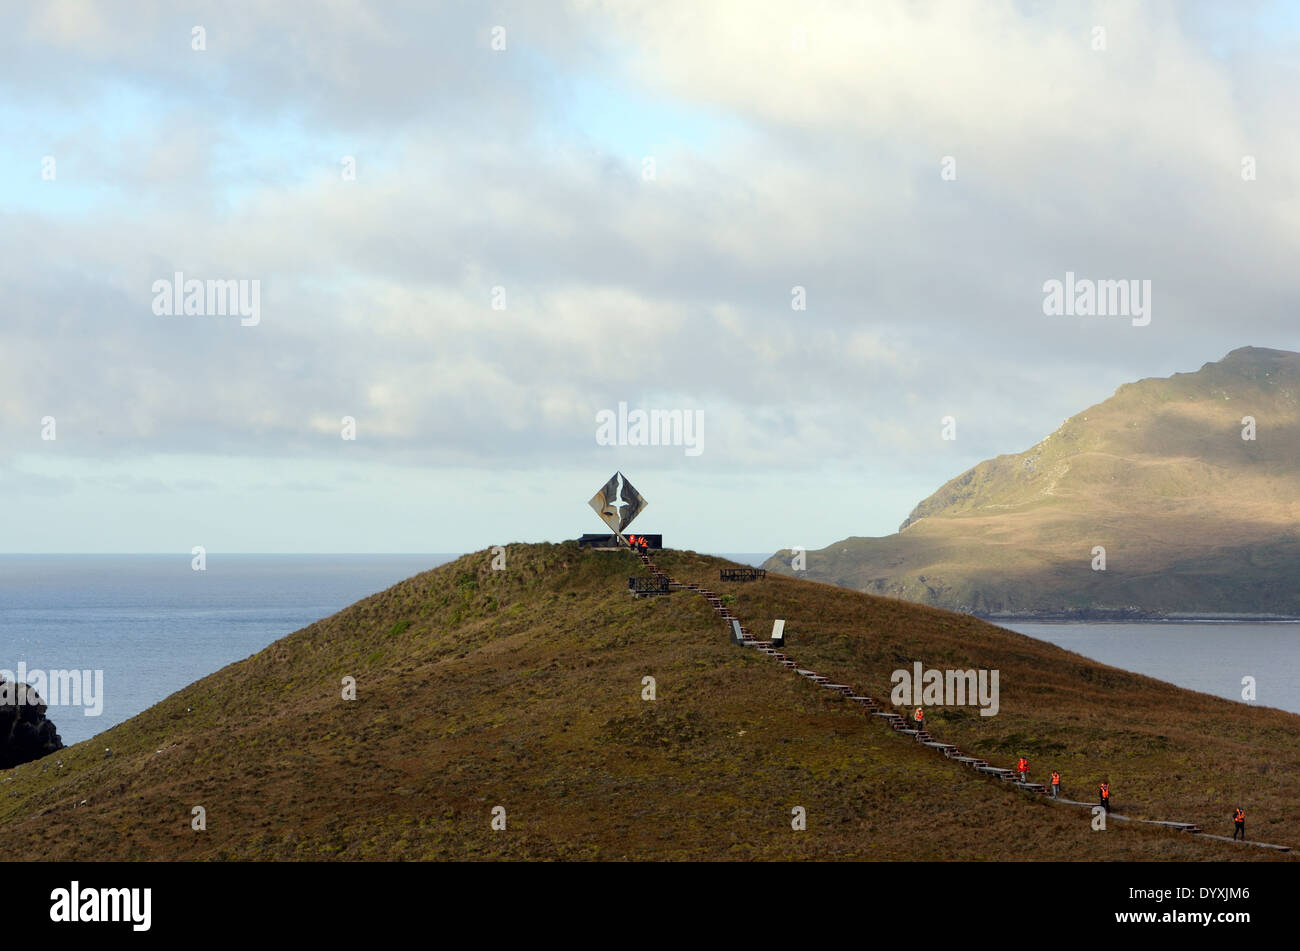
[[1, 680, 65, 769]]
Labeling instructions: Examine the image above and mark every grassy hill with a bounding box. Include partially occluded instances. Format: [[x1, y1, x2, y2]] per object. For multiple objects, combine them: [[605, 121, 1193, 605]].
[[0, 542, 1295, 860], [765, 347, 1300, 616]]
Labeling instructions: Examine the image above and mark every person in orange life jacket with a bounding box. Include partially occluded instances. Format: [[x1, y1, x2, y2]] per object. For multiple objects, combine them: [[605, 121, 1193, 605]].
[[1017, 756, 1028, 782], [1233, 807, 1246, 840], [913, 707, 924, 732], [1099, 781, 1111, 812], [1050, 770, 1061, 798]]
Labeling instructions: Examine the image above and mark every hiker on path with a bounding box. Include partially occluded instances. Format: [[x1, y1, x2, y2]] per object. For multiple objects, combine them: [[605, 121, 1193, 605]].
[[1050, 770, 1061, 798], [1017, 756, 1028, 782], [1099, 781, 1111, 813], [1233, 807, 1246, 840], [913, 707, 924, 732]]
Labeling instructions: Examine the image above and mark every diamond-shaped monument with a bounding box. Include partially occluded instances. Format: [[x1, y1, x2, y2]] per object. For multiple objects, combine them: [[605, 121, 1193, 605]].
[[588, 471, 647, 534]]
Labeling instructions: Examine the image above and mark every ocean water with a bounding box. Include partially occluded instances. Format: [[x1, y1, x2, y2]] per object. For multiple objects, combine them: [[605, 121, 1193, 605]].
[[1002, 621, 1300, 715], [0, 555, 456, 746]]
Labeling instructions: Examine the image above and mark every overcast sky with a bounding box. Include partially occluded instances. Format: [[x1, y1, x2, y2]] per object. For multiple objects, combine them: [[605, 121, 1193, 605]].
[[3, 0, 1299, 553]]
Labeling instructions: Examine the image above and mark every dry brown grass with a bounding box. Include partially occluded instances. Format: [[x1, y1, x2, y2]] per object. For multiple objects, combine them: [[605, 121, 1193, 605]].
[[0, 542, 1293, 860]]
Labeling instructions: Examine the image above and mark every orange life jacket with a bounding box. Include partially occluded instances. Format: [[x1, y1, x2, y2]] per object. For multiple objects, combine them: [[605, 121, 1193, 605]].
[[1051, 772, 1060, 785], [1100, 783, 1110, 799], [1235, 809, 1245, 822]]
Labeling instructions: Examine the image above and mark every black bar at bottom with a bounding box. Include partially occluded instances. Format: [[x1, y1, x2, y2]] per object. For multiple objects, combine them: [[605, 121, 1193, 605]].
[[10, 861, 1295, 938]]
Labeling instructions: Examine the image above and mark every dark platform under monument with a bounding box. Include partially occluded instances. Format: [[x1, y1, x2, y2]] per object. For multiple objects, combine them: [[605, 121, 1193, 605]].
[[577, 533, 662, 550]]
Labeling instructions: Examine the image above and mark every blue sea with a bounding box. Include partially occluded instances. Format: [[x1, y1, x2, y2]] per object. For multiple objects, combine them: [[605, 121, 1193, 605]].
[[0, 555, 455, 745], [1002, 621, 1300, 716]]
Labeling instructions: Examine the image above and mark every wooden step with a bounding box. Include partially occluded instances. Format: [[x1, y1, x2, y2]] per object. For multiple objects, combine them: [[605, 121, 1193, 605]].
[[1136, 819, 1200, 832], [1192, 832, 1289, 851]]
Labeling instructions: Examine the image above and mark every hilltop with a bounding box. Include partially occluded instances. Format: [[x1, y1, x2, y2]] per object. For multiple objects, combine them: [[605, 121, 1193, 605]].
[[0, 542, 1295, 860], [766, 347, 1300, 617]]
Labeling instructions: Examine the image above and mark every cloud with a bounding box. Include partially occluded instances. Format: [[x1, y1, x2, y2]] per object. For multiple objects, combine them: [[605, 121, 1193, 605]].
[[3, 0, 1300, 548]]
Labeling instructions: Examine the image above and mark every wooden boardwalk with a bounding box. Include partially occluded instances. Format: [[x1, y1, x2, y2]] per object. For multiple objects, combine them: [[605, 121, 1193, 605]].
[[631, 551, 1293, 854]]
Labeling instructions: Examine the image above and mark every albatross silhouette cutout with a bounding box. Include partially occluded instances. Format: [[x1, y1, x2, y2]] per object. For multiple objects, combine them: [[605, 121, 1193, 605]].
[[603, 473, 629, 524]]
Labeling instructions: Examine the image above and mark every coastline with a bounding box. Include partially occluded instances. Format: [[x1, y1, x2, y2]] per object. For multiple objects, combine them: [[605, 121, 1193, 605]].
[[981, 611, 1300, 623]]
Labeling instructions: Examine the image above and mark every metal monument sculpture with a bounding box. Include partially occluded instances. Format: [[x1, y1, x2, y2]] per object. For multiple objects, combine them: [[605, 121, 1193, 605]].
[[588, 471, 647, 541]]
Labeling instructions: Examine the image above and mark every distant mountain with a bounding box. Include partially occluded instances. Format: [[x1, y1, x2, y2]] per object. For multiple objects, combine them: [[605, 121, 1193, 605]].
[[766, 347, 1300, 617]]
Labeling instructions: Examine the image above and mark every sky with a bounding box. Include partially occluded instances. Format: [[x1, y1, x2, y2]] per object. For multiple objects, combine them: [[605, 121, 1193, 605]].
[[3, 0, 1300, 554]]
